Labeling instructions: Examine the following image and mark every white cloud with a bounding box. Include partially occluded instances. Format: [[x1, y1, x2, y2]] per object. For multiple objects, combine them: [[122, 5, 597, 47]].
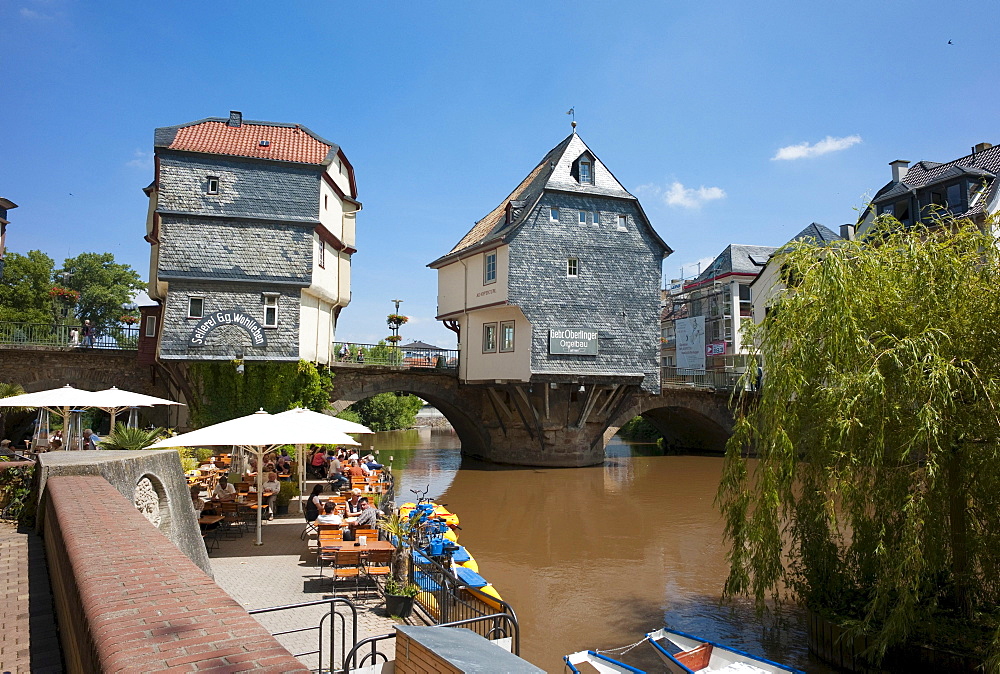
[[664, 181, 726, 209], [772, 135, 862, 161], [20, 7, 47, 18], [634, 181, 726, 209], [126, 150, 153, 169]]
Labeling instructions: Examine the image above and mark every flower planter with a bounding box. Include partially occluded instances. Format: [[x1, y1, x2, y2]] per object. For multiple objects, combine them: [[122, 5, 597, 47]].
[[276, 504, 289, 516], [385, 593, 415, 619]]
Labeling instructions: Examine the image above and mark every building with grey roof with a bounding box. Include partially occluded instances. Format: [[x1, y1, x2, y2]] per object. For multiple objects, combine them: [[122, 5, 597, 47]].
[[429, 130, 671, 393], [858, 142, 999, 235], [141, 111, 359, 365]]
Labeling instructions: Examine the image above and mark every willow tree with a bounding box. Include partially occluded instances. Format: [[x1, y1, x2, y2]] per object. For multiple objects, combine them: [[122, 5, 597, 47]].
[[720, 217, 1000, 663]]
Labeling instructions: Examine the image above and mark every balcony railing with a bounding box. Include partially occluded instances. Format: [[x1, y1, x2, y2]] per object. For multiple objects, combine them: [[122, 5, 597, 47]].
[[661, 366, 744, 391], [0, 322, 140, 351], [332, 342, 458, 370]]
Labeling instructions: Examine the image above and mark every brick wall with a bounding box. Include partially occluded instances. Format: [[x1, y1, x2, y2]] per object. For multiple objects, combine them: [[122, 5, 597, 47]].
[[42, 475, 308, 673]]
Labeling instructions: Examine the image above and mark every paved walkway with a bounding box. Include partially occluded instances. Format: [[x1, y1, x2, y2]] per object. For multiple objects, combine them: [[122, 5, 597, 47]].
[[208, 509, 410, 671], [0, 522, 62, 673]]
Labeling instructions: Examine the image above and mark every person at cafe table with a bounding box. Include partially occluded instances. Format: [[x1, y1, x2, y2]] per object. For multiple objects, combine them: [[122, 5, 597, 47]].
[[316, 501, 343, 526], [261, 471, 281, 520], [353, 497, 378, 529], [345, 488, 364, 515], [212, 475, 237, 501]]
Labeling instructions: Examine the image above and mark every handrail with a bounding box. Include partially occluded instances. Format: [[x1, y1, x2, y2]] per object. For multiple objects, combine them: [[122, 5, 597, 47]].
[[332, 342, 458, 370], [248, 596, 359, 673], [0, 321, 140, 350], [661, 366, 743, 391]]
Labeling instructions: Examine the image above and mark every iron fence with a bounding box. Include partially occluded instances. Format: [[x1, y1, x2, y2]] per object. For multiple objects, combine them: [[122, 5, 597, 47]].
[[661, 366, 744, 391], [0, 322, 140, 350], [248, 597, 359, 673], [332, 342, 458, 370]]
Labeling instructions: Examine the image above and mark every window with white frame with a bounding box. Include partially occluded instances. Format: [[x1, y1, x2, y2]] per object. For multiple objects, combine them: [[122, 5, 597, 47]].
[[207, 177, 219, 195], [592, 211, 600, 226], [144, 315, 157, 337], [482, 322, 497, 353], [567, 257, 579, 277], [263, 294, 278, 327], [617, 215, 628, 231], [579, 211, 586, 224], [318, 240, 326, 269], [549, 207, 559, 222], [500, 321, 515, 352], [484, 251, 497, 284], [579, 160, 592, 184], [188, 296, 204, 319]]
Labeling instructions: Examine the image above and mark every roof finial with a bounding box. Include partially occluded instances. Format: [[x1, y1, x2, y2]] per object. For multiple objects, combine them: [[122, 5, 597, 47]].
[[566, 107, 576, 132]]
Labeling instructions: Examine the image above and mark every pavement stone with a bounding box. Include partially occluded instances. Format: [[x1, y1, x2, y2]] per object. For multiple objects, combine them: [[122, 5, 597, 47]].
[[0, 521, 64, 674], [207, 509, 414, 671]]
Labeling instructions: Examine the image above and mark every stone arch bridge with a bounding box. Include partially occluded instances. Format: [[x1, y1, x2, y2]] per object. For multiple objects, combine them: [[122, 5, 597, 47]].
[[0, 345, 736, 467]]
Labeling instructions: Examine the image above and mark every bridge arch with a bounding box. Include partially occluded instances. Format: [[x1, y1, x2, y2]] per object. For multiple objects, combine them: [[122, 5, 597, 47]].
[[328, 367, 489, 458], [606, 388, 735, 454]]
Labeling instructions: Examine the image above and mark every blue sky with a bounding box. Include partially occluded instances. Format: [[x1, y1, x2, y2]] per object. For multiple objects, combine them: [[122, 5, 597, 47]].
[[3, 0, 995, 347]]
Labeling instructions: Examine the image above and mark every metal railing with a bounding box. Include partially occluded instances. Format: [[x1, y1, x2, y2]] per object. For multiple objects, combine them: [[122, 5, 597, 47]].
[[332, 342, 458, 370], [248, 597, 359, 673], [343, 613, 521, 672], [0, 321, 140, 350], [661, 366, 744, 391]]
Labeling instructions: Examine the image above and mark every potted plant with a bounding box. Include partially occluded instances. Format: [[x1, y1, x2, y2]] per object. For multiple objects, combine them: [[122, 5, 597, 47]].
[[275, 480, 299, 516], [378, 511, 420, 618]]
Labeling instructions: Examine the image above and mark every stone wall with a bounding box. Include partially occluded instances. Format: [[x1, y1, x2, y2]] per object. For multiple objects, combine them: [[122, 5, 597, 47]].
[[42, 475, 308, 673], [36, 449, 211, 575], [508, 194, 663, 393]]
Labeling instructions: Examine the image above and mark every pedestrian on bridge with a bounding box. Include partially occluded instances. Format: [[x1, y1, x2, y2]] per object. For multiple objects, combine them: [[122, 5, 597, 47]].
[[81, 319, 95, 348]]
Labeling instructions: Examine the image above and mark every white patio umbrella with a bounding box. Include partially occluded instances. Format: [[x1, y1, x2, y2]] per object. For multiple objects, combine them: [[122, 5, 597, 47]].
[[88, 387, 185, 428], [148, 409, 360, 545], [0, 385, 101, 449], [271, 408, 373, 498]]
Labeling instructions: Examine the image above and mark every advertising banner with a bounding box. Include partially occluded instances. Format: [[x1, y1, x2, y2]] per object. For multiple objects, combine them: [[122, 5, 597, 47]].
[[549, 328, 599, 355], [706, 340, 726, 356], [676, 316, 706, 371]]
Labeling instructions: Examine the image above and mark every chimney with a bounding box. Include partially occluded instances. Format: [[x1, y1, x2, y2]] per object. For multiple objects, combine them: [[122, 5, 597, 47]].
[[975, 142, 993, 153], [227, 111, 243, 128], [840, 224, 855, 241], [890, 160, 910, 183]]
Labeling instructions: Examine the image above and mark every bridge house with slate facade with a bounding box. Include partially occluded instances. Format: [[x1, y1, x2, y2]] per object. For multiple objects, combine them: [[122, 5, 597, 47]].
[[430, 131, 670, 393], [141, 111, 359, 366]]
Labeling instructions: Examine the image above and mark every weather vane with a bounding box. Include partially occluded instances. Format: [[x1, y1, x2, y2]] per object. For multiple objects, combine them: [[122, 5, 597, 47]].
[[566, 107, 576, 131]]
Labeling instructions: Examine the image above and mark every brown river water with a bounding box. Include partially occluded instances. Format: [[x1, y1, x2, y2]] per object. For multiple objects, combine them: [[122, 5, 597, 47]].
[[374, 426, 836, 673]]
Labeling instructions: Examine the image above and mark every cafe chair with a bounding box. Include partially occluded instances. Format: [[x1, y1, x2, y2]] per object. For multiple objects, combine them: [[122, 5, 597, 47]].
[[330, 549, 363, 598], [353, 528, 378, 542], [363, 548, 393, 595]]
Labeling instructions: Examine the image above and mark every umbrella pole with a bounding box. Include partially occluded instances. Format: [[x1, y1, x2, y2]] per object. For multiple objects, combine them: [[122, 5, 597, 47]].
[[297, 443, 305, 512], [256, 447, 264, 546]]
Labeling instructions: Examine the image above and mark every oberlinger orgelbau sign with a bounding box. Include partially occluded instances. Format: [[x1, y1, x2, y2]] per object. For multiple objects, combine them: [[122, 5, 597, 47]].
[[549, 328, 599, 355], [189, 310, 267, 348]]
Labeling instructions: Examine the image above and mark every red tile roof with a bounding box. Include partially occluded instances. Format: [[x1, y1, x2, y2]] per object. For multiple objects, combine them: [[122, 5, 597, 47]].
[[168, 121, 332, 164]]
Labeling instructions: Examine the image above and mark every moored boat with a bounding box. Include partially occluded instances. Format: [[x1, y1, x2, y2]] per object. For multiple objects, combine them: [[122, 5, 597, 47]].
[[646, 628, 803, 674], [564, 650, 645, 673]]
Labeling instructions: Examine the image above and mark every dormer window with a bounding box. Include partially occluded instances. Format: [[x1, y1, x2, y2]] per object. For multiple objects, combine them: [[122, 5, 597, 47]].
[[579, 160, 592, 184], [573, 152, 596, 184], [207, 177, 219, 195]]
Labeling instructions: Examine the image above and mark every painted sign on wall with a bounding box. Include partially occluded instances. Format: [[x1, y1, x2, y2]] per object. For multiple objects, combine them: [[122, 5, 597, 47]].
[[189, 310, 267, 348], [675, 316, 706, 370], [549, 328, 599, 355]]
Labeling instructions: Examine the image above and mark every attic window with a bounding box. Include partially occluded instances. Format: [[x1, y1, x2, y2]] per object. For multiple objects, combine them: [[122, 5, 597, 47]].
[[579, 160, 592, 184], [550, 208, 560, 222], [617, 215, 628, 231], [206, 177, 219, 195], [259, 140, 270, 147]]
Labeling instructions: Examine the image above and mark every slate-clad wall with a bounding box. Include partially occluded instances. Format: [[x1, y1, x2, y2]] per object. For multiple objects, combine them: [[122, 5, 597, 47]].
[[159, 280, 301, 360], [508, 193, 662, 393], [157, 152, 320, 221], [157, 215, 312, 283]]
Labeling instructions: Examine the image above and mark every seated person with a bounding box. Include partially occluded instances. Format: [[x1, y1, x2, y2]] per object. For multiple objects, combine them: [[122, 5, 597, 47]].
[[261, 472, 281, 520], [363, 454, 384, 471], [353, 498, 378, 529], [190, 484, 206, 514], [212, 475, 237, 501], [49, 437, 63, 451], [327, 454, 349, 489], [316, 501, 343, 525], [346, 460, 366, 479], [345, 488, 364, 515], [308, 446, 327, 479]]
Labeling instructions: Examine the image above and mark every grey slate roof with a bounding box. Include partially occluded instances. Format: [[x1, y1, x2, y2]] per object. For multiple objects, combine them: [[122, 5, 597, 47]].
[[788, 222, 841, 244], [401, 340, 445, 350], [691, 244, 778, 285], [871, 144, 1000, 218], [431, 132, 669, 266]]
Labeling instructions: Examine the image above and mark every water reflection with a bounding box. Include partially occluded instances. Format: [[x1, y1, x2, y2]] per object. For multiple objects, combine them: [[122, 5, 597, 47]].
[[374, 431, 833, 674]]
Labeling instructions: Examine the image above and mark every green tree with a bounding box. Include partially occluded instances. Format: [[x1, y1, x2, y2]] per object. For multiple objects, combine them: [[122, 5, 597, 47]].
[[345, 392, 423, 432], [0, 250, 55, 323], [188, 360, 334, 427], [57, 252, 144, 328], [719, 217, 1000, 664], [0, 381, 26, 442]]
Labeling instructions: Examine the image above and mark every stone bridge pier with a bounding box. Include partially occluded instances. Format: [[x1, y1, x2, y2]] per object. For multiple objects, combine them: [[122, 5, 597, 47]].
[[330, 367, 735, 467]]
